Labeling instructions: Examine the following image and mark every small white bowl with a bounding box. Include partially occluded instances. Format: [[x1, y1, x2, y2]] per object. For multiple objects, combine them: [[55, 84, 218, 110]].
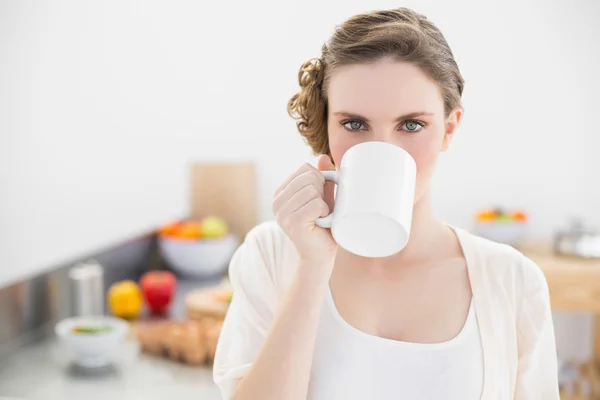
[[55, 316, 129, 368], [159, 234, 239, 278]]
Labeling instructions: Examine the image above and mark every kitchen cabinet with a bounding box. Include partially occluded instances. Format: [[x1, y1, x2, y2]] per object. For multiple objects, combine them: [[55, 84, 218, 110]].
[[519, 241, 600, 399]]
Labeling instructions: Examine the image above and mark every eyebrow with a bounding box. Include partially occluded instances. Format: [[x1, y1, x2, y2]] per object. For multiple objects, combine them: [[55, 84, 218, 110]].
[[332, 111, 434, 122]]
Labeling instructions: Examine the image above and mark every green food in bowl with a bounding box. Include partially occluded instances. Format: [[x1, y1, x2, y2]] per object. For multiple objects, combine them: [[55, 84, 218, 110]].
[[72, 325, 113, 334]]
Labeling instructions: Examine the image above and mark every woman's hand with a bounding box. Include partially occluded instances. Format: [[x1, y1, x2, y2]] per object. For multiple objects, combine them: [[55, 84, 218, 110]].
[[224, 155, 338, 400], [273, 155, 337, 265]]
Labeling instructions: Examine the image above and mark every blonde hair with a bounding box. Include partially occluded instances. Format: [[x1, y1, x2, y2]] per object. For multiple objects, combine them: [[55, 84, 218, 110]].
[[287, 7, 465, 156]]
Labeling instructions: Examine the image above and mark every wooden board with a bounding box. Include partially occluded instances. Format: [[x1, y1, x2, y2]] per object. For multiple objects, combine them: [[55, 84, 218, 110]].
[[189, 162, 258, 240], [185, 285, 232, 321]]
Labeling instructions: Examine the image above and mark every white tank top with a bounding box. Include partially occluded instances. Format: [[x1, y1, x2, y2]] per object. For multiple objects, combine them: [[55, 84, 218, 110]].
[[307, 288, 484, 400]]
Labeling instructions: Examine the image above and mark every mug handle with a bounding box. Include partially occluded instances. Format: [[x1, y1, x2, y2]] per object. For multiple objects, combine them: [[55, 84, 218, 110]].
[[315, 170, 338, 228]]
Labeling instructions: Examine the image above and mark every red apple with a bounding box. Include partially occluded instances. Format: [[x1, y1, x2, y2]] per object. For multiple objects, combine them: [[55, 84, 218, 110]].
[[140, 271, 176, 313]]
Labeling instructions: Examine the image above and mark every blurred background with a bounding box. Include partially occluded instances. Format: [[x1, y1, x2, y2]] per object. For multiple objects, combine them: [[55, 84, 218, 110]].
[[1, 0, 599, 399]]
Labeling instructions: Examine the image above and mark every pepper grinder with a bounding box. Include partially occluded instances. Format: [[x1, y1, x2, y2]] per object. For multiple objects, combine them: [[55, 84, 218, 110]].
[[68, 260, 105, 317]]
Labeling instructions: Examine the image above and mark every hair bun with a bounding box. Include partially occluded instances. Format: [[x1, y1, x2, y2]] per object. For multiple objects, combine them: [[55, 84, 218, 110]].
[[297, 58, 324, 89]]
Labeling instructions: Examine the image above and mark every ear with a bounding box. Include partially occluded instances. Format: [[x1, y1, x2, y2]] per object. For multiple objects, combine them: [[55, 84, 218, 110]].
[[441, 108, 463, 152]]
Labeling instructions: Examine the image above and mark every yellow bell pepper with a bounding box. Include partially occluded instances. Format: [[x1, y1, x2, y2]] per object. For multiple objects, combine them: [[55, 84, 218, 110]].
[[108, 280, 143, 319]]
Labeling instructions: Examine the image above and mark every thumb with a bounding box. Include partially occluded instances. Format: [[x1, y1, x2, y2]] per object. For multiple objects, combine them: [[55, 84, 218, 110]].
[[317, 154, 336, 213]]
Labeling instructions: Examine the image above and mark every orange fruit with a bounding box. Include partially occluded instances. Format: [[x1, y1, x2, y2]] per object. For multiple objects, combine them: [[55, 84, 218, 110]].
[[476, 209, 496, 222], [511, 210, 527, 222], [159, 221, 182, 237], [177, 220, 202, 239]]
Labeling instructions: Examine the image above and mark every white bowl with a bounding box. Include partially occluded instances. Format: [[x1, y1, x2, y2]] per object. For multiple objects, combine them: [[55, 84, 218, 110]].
[[158, 234, 239, 278], [55, 316, 129, 368], [473, 222, 527, 246]]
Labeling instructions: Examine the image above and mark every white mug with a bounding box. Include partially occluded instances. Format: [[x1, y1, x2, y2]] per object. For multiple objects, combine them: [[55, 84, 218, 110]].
[[316, 141, 417, 258]]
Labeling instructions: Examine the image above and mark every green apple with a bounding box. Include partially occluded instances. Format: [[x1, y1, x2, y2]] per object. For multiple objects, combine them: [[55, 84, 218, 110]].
[[200, 216, 229, 238]]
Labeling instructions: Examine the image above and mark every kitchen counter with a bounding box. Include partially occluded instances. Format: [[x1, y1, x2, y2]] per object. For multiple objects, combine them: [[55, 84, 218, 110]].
[[0, 336, 221, 400], [0, 279, 224, 400]]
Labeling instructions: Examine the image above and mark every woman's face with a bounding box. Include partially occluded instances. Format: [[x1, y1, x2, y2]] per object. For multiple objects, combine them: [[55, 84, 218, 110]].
[[326, 58, 461, 204]]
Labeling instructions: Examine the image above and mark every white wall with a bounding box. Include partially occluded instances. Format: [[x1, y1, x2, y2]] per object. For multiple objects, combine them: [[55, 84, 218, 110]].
[[1, 0, 599, 357]]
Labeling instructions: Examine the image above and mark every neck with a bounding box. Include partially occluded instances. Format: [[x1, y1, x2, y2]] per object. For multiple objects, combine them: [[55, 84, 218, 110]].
[[334, 190, 453, 268], [387, 190, 449, 265]]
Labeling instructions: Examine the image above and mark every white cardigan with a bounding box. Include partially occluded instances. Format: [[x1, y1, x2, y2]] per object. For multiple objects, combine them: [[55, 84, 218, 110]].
[[213, 221, 560, 399]]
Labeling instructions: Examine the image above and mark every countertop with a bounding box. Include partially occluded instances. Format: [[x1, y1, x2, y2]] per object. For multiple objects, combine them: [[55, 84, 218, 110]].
[[0, 279, 224, 400], [0, 337, 221, 400]]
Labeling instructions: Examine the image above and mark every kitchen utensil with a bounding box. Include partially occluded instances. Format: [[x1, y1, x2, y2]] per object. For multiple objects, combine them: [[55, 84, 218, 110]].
[[159, 233, 239, 278], [68, 260, 105, 317], [55, 315, 129, 368], [554, 218, 600, 259], [315, 141, 416, 258]]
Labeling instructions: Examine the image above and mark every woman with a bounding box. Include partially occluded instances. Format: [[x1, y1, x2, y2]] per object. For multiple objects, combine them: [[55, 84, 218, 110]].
[[213, 7, 559, 400]]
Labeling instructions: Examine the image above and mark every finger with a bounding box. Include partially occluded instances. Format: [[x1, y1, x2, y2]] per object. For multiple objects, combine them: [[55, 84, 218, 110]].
[[317, 154, 336, 213], [277, 193, 329, 234], [281, 184, 323, 216], [273, 169, 324, 213], [295, 197, 331, 225], [274, 163, 314, 198], [317, 153, 335, 171], [273, 170, 323, 215]]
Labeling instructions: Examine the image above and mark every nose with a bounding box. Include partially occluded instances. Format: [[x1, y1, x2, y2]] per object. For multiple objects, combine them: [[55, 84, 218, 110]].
[[367, 130, 398, 145]]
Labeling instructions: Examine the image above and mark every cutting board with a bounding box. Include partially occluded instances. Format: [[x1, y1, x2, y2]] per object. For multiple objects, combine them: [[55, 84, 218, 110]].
[[185, 284, 232, 321], [189, 162, 258, 240]]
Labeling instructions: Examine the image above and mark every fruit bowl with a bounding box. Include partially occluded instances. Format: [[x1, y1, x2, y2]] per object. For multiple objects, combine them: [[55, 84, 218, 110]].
[[157, 217, 239, 278], [158, 234, 239, 278], [472, 208, 528, 246], [473, 221, 527, 246]]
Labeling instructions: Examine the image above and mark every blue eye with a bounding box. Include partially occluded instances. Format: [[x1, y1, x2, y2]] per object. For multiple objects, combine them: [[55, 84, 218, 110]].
[[342, 120, 366, 132], [401, 120, 425, 133], [341, 119, 426, 133]]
